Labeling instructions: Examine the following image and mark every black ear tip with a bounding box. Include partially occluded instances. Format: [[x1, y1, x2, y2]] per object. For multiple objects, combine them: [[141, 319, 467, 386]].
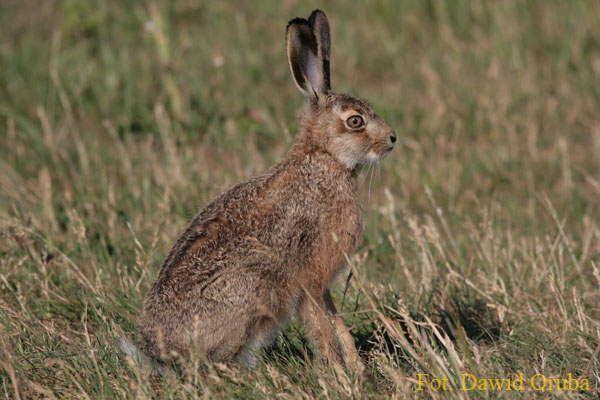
[[286, 17, 308, 30], [308, 9, 327, 24]]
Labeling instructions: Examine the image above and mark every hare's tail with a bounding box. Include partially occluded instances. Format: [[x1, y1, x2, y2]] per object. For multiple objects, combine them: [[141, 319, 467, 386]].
[[119, 337, 148, 364], [119, 336, 165, 374]]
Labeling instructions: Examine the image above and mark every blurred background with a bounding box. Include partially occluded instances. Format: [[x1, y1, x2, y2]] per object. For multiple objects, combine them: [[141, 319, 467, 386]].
[[2, 1, 599, 229], [1, 0, 599, 397]]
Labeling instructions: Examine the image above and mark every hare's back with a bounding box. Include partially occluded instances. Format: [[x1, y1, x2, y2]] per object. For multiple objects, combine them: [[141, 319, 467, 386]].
[[151, 169, 313, 291]]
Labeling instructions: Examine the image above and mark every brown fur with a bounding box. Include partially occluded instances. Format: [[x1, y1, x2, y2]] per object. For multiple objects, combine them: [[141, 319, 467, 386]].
[[135, 9, 396, 370]]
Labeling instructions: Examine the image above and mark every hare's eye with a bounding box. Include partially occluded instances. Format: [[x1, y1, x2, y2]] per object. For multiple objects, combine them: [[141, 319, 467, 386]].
[[346, 115, 365, 129]]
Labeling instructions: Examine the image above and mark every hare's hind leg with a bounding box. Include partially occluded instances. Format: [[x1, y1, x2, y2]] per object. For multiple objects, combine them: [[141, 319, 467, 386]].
[[234, 316, 279, 368], [299, 289, 364, 372]]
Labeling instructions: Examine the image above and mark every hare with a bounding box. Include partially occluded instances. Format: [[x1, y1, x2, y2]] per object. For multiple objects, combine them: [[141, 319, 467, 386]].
[[131, 9, 396, 370]]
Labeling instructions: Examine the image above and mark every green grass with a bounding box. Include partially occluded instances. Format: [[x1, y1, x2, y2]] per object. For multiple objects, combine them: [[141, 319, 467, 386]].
[[1, 0, 599, 398]]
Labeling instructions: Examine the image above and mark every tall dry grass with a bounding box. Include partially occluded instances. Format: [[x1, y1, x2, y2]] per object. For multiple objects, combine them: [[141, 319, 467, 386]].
[[1, 0, 599, 398]]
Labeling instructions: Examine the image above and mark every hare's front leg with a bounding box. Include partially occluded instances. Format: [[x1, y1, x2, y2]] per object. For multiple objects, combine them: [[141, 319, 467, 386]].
[[298, 288, 364, 372], [323, 290, 364, 372]]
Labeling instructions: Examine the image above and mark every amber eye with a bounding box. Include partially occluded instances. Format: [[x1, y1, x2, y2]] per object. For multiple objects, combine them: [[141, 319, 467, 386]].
[[346, 115, 365, 129]]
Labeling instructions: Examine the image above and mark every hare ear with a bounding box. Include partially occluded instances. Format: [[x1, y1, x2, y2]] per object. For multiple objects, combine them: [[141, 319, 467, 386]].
[[286, 18, 327, 103], [308, 10, 331, 91]]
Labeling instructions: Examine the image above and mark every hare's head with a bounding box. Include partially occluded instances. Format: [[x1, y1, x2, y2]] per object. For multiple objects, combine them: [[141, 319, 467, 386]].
[[287, 10, 396, 170]]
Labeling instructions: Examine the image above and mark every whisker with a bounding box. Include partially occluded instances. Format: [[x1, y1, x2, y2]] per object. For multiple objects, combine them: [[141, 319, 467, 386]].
[[368, 162, 375, 203], [359, 162, 373, 189]]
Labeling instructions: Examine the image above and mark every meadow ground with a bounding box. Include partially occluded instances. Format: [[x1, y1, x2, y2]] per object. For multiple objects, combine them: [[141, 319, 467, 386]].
[[1, 0, 599, 398]]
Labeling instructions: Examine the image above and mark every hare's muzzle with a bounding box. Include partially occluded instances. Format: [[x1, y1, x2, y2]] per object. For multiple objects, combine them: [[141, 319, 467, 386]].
[[386, 129, 397, 152]]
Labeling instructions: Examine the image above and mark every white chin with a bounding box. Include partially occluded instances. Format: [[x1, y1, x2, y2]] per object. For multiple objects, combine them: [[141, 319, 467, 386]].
[[365, 150, 382, 164]]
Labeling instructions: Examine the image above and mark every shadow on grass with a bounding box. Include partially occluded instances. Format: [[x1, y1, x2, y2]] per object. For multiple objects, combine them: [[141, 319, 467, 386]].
[[351, 284, 505, 368]]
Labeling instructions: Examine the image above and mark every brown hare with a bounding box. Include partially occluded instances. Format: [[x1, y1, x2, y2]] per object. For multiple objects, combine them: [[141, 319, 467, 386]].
[[125, 9, 396, 371]]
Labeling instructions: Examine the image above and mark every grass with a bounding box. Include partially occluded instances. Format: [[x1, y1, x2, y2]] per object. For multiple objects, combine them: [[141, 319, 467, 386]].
[[1, 0, 599, 398]]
